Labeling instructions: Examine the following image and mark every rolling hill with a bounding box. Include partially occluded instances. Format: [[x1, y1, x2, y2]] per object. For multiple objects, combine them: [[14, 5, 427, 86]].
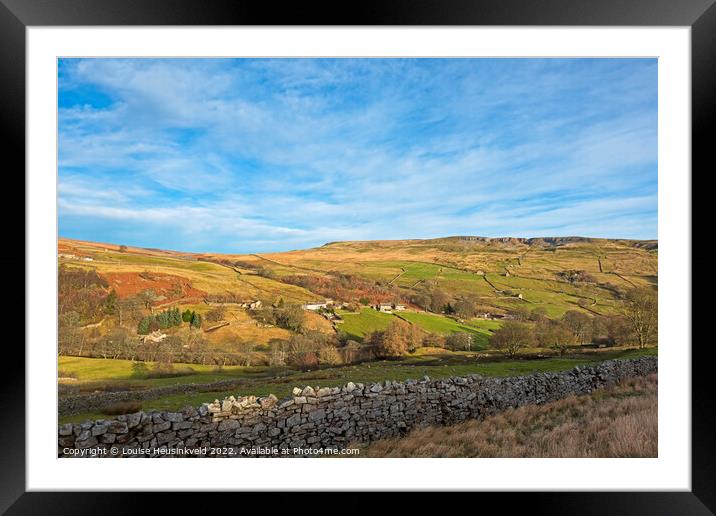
[[58, 235, 657, 348]]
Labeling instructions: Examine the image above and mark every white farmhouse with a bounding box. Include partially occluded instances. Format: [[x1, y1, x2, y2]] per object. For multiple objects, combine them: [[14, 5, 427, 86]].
[[377, 303, 393, 313]]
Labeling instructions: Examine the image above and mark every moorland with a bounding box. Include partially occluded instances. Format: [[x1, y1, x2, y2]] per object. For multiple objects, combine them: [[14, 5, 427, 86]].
[[58, 235, 658, 423]]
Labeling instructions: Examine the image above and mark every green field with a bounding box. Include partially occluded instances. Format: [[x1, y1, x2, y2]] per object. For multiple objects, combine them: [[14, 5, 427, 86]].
[[337, 308, 396, 341], [336, 307, 501, 349], [58, 355, 277, 387], [397, 312, 499, 349], [59, 347, 656, 424]]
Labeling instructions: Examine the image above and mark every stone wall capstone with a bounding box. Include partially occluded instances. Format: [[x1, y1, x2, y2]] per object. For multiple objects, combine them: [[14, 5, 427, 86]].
[[58, 356, 657, 457]]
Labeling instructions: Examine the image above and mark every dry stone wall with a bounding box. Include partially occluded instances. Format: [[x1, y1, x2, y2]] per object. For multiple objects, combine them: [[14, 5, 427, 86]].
[[59, 378, 253, 417], [58, 356, 657, 457]]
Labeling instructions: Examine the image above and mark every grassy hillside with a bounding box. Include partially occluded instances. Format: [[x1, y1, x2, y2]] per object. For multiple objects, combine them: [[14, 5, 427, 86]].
[[57, 236, 658, 428], [354, 373, 657, 458], [58, 235, 657, 356], [59, 239, 321, 350], [250, 236, 657, 317], [61, 236, 657, 317], [337, 308, 396, 341], [60, 239, 318, 305], [397, 312, 496, 349]]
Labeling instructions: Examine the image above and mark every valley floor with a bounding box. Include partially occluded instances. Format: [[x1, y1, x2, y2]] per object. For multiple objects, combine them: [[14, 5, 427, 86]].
[[352, 373, 657, 458], [58, 346, 656, 424]]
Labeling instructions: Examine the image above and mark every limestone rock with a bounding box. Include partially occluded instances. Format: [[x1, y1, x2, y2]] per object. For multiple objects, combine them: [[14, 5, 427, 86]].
[[218, 419, 240, 432], [301, 386, 316, 397]]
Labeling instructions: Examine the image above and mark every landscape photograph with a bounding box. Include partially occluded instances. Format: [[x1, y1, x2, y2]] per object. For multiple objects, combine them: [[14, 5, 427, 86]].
[[57, 57, 658, 458]]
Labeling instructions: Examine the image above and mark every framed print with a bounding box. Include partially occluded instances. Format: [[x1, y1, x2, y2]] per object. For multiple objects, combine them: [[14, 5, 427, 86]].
[[3, 0, 712, 512]]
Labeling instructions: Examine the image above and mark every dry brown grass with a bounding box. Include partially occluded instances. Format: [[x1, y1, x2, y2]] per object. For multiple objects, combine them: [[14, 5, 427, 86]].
[[355, 374, 657, 458]]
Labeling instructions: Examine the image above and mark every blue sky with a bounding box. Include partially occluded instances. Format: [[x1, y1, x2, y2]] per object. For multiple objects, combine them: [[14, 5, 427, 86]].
[[58, 58, 657, 253]]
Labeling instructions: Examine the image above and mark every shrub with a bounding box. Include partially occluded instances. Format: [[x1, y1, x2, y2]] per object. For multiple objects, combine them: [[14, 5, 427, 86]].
[[273, 305, 305, 332], [422, 332, 446, 349], [530, 307, 549, 322], [256, 266, 277, 279], [318, 346, 342, 366], [205, 306, 226, 322]]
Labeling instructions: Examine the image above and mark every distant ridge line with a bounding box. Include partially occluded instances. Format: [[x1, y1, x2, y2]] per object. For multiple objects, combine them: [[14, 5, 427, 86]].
[[322, 235, 658, 250]]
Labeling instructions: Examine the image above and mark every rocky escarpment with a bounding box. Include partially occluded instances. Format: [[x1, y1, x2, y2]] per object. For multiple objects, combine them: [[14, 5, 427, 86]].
[[452, 236, 657, 249]]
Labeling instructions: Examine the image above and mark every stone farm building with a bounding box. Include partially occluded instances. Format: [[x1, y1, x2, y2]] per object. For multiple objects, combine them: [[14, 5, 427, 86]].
[[375, 303, 406, 313]]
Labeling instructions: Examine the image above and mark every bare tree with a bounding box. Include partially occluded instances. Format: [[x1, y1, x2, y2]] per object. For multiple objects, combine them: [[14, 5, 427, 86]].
[[370, 319, 420, 358], [562, 310, 593, 345], [490, 321, 535, 358], [287, 334, 319, 370], [535, 320, 576, 355], [446, 332, 473, 352], [622, 287, 658, 348]]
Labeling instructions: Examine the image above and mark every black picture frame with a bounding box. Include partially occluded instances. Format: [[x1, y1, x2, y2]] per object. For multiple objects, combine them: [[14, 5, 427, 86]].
[[2, 0, 710, 512]]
